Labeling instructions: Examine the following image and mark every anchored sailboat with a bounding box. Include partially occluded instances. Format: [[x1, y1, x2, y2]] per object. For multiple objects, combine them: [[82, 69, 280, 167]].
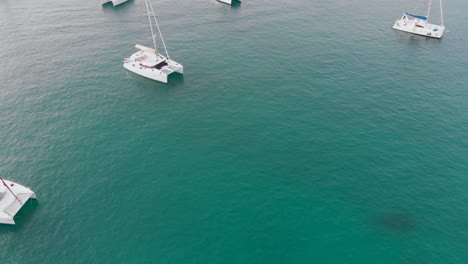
[[123, 0, 183, 83], [392, 0, 445, 39], [0, 176, 36, 225]]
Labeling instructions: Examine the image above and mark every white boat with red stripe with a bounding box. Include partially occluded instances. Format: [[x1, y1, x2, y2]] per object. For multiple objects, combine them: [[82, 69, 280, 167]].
[[0, 177, 36, 225], [123, 0, 183, 83]]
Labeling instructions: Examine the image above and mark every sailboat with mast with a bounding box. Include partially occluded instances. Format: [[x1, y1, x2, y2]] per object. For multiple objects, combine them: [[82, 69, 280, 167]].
[[392, 0, 445, 39], [123, 0, 183, 83]]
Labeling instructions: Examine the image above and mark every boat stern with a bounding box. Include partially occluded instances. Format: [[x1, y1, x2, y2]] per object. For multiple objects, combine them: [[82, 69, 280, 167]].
[[430, 25, 445, 38], [0, 212, 15, 225], [123, 61, 169, 83], [167, 60, 183, 74]]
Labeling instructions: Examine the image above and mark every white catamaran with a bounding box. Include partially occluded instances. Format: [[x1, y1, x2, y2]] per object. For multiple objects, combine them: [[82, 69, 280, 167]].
[[392, 0, 445, 39], [0, 177, 36, 225], [123, 0, 183, 83]]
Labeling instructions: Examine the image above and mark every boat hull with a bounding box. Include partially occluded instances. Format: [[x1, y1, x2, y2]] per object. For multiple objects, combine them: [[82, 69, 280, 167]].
[[123, 49, 183, 84], [124, 62, 170, 83], [112, 0, 128, 6], [217, 0, 241, 5], [392, 19, 445, 39], [101, 0, 128, 6]]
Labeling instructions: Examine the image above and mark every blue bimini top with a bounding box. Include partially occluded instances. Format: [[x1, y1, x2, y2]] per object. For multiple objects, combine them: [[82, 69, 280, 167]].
[[405, 12, 427, 20]]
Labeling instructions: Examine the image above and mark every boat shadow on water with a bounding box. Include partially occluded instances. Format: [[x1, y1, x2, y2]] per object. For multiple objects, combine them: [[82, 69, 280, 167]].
[[127, 71, 184, 85], [129, 72, 185, 97], [0, 199, 39, 232], [231, 0, 241, 8], [167, 73, 185, 86], [373, 209, 416, 234]]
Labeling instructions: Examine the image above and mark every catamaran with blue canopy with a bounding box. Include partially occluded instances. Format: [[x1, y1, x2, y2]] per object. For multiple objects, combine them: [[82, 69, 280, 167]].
[[392, 0, 445, 39]]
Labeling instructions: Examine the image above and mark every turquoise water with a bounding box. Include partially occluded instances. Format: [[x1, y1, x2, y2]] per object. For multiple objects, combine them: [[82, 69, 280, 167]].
[[1, 0, 468, 262]]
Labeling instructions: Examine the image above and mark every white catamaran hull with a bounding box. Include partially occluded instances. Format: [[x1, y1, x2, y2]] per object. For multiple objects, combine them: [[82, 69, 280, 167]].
[[125, 0, 183, 84], [101, 0, 128, 6], [392, 18, 445, 39], [217, 0, 241, 5], [0, 179, 36, 225], [124, 45, 183, 84]]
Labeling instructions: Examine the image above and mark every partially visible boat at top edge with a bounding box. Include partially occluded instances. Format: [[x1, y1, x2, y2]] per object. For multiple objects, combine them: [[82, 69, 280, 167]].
[[101, 0, 129, 7], [217, 0, 241, 5]]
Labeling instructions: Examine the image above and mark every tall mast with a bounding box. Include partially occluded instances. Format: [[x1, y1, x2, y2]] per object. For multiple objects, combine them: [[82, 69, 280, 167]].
[[427, 0, 432, 18], [147, 0, 170, 59], [145, 0, 158, 52], [440, 0, 444, 26]]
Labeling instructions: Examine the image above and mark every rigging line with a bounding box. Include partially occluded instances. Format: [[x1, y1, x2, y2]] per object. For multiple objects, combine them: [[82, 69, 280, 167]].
[[145, 0, 158, 52], [427, 0, 432, 18], [0, 176, 22, 204], [148, 0, 170, 59], [440, 0, 444, 26]]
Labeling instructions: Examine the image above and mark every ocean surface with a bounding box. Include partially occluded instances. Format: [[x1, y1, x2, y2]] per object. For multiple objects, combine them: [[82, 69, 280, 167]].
[[1, 0, 467, 263]]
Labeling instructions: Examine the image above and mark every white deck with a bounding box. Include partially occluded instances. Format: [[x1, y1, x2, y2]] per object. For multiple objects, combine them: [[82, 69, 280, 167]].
[[123, 45, 183, 83], [392, 15, 445, 39], [0, 180, 36, 225]]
